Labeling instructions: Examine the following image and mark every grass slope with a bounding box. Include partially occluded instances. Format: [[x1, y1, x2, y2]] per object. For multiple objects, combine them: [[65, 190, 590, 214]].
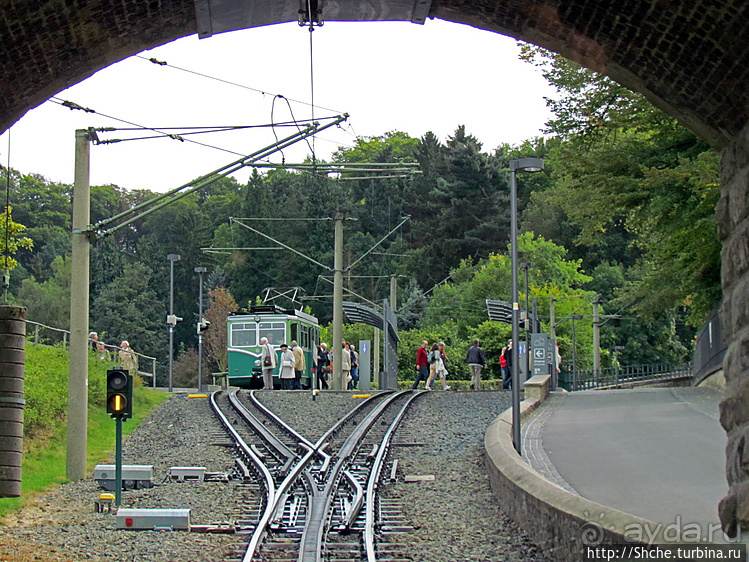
[[0, 343, 168, 518]]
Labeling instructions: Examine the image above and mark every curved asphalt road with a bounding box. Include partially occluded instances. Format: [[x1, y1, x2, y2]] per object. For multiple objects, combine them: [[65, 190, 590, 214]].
[[538, 386, 728, 541]]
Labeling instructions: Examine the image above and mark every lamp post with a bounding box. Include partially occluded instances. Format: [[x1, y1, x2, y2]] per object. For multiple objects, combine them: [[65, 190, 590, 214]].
[[167, 254, 180, 392], [509, 157, 544, 455], [195, 266, 207, 393], [520, 261, 531, 383], [571, 314, 584, 390]]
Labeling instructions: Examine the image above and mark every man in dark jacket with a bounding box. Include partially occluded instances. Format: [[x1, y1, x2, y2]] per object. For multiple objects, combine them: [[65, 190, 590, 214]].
[[466, 339, 487, 390]]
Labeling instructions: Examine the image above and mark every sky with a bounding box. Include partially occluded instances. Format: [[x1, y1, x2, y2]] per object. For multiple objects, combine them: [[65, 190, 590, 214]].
[[0, 18, 555, 192]]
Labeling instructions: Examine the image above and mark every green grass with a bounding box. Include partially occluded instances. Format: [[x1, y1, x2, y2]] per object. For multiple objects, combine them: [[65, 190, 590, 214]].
[[0, 344, 168, 518]]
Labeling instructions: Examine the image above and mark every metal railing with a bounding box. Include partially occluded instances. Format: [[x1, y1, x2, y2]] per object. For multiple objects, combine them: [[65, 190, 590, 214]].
[[691, 305, 726, 385], [24, 320, 158, 388], [559, 363, 692, 391]]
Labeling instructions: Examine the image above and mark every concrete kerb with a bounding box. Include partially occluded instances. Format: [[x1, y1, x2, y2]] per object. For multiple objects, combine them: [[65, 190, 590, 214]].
[[484, 382, 689, 561]]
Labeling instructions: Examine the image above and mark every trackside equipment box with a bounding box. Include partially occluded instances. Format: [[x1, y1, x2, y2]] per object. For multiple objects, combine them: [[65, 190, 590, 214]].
[[95, 464, 154, 491], [116, 508, 191, 530], [168, 466, 206, 482]]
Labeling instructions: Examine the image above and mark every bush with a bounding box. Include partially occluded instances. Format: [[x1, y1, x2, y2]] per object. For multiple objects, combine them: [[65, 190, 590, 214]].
[[24, 343, 113, 438]]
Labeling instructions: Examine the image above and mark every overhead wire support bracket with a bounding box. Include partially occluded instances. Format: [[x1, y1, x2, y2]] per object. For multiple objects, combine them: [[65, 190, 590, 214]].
[[85, 114, 348, 239]]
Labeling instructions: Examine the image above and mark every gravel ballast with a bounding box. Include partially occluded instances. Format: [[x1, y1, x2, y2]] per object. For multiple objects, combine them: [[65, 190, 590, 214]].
[[0, 390, 549, 561]]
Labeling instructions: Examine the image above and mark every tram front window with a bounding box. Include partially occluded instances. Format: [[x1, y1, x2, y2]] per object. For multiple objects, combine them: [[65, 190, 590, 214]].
[[259, 322, 285, 345], [231, 323, 257, 347]]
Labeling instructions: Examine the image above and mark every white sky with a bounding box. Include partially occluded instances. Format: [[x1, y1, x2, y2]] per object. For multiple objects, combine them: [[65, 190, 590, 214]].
[[0, 19, 555, 192]]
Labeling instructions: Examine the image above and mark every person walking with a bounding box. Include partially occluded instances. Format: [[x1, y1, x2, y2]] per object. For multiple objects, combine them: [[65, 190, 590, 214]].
[[278, 343, 296, 390], [291, 340, 305, 390], [466, 338, 487, 390], [118, 341, 138, 378], [349, 344, 359, 390], [260, 336, 276, 390], [412, 340, 430, 389], [503, 340, 514, 389], [426, 343, 451, 391], [437, 341, 451, 390]]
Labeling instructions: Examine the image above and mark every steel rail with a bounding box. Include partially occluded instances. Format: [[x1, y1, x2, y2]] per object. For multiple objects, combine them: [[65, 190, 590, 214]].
[[364, 391, 424, 561], [243, 392, 392, 562], [299, 391, 412, 562], [229, 390, 299, 474], [209, 391, 276, 532]]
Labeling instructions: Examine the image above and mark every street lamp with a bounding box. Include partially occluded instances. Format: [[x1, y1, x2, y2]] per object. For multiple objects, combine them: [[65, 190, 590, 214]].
[[520, 261, 532, 383], [195, 266, 207, 393], [509, 157, 544, 455], [167, 254, 180, 392], [571, 314, 584, 390]]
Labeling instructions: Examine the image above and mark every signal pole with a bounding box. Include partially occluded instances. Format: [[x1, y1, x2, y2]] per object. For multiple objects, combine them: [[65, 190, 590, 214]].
[[195, 267, 207, 393]]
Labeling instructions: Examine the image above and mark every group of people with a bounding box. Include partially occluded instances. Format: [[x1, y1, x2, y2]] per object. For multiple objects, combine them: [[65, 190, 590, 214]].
[[412, 340, 452, 391], [413, 337, 560, 391], [88, 332, 139, 376], [312, 341, 359, 390], [259, 338, 359, 391], [411, 338, 519, 391]]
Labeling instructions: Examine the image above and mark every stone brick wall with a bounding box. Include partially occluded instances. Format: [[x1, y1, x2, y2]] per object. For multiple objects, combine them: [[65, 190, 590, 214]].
[[716, 121, 749, 536]]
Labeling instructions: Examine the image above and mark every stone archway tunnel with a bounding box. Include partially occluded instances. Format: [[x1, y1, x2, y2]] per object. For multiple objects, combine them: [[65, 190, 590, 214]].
[[1, 0, 748, 537]]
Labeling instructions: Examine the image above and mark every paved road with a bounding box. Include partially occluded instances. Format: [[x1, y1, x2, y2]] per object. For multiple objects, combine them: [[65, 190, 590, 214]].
[[526, 386, 728, 541]]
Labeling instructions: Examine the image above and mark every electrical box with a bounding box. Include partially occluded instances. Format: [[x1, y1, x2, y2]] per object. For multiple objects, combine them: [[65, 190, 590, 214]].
[[168, 466, 206, 482], [95, 464, 154, 491], [116, 508, 191, 531]]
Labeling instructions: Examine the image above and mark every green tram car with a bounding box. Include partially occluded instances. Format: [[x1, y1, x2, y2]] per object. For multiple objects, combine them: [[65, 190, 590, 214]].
[[227, 305, 319, 389]]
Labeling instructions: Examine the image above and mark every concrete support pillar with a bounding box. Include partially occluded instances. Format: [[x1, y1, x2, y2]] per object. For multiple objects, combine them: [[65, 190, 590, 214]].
[[717, 121, 749, 539], [0, 306, 25, 497], [66, 129, 90, 481]]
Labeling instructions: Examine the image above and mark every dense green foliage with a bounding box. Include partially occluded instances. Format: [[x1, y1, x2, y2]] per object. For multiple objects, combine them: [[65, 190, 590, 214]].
[[2, 44, 721, 383]]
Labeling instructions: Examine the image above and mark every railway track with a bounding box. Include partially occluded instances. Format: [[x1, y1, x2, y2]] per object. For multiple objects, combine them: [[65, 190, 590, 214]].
[[210, 390, 422, 562]]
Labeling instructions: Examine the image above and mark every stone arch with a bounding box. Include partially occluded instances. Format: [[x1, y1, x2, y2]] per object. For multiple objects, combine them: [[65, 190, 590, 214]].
[[2, 0, 748, 538]]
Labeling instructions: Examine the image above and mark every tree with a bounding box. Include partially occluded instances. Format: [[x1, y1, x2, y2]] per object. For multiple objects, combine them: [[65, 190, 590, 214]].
[[90, 263, 166, 361], [203, 287, 238, 372]]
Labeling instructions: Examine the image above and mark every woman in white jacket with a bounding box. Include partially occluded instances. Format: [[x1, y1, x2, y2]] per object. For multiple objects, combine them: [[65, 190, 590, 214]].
[[278, 343, 296, 390]]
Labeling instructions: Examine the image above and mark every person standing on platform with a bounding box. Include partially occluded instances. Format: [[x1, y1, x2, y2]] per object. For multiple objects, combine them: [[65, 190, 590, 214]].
[[260, 336, 276, 390], [291, 340, 305, 390], [341, 341, 352, 388], [466, 338, 487, 390], [503, 340, 514, 389], [412, 340, 430, 389], [278, 343, 295, 390], [316, 343, 330, 390], [349, 344, 359, 390]]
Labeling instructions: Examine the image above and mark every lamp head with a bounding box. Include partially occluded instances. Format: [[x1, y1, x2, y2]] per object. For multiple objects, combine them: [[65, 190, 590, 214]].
[[510, 158, 544, 173]]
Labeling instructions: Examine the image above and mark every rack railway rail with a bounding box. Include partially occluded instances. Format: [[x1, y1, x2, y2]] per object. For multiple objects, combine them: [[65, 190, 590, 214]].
[[210, 389, 421, 562]]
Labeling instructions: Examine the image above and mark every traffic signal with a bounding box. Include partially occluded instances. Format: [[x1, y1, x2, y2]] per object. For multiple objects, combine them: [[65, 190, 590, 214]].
[[106, 368, 133, 420], [197, 318, 210, 333]]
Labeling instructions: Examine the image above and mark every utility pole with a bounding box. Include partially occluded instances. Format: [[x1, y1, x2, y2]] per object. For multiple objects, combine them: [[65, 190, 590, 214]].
[[332, 214, 343, 390], [593, 296, 601, 374], [67, 129, 92, 480]]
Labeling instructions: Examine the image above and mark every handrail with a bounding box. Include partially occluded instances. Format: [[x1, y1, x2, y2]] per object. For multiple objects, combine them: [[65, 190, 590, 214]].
[[23, 319, 158, 387], [560, 362, 692, 391]]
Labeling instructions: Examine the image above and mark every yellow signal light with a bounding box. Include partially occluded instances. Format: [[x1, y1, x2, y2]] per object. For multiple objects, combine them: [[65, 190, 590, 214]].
[[109, 393, 127, 413]]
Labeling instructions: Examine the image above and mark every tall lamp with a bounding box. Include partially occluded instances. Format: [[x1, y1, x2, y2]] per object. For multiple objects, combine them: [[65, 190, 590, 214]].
[[195, 266, 207, 393], [167, 254, 180, 392], [509, 157, 544, 455]]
